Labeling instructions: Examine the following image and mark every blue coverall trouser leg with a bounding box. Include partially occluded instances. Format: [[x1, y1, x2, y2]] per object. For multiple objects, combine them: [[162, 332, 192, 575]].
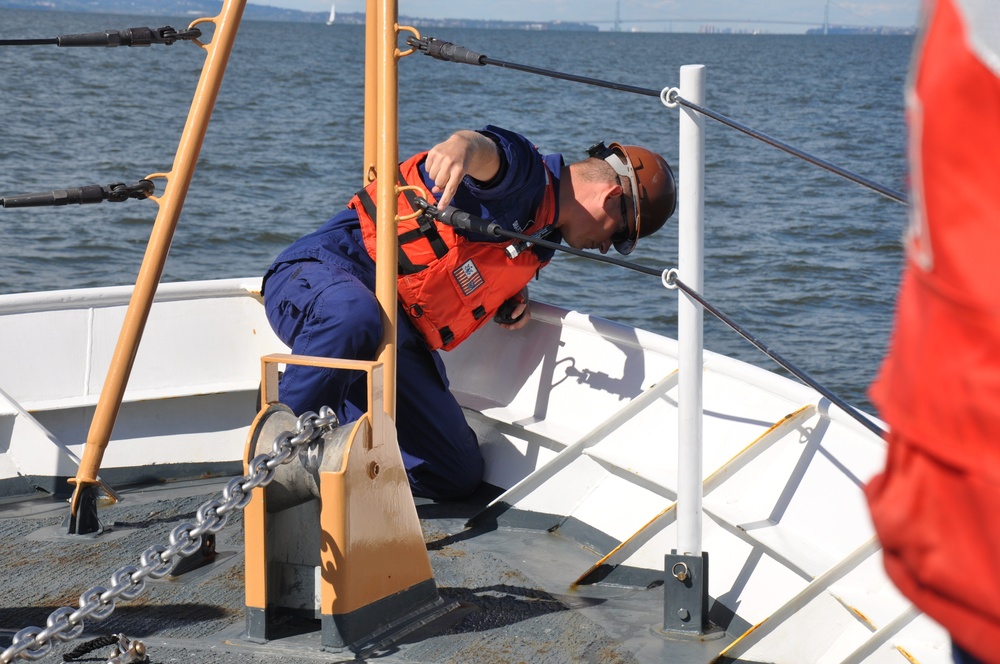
[[262, 259, 484, 500]]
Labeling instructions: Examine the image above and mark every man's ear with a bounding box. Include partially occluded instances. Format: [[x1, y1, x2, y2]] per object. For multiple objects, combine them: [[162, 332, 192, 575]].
[[602, 180, 623, 207]]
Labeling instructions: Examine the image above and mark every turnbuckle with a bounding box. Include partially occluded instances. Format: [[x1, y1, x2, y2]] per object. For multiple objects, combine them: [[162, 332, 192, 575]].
[[406, 36, 486, 66], [55, 26, 203, 48], [0, 180, 154, 208], [106, 180, 156, 202]]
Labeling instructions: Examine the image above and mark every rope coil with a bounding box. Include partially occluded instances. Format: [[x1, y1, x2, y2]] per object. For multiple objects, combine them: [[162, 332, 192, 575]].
[[61, 634, 118, 661]]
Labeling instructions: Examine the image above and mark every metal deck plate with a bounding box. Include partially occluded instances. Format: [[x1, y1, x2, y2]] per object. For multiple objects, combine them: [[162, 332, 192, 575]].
[[0, 478, 740, 663]]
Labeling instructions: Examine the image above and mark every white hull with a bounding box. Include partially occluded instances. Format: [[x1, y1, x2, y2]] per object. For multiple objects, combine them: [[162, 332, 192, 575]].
[[0, 279, 278, 492], [0, 278, 950, 661]]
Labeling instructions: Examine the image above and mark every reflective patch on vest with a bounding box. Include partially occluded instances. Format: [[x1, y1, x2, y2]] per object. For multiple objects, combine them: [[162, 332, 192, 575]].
[[454, 259, 485, 296]]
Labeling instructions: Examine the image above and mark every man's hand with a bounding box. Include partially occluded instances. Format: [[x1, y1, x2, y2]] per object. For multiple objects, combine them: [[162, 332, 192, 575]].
[[424, 130, 501, 210], [495, 287, 531, 331]]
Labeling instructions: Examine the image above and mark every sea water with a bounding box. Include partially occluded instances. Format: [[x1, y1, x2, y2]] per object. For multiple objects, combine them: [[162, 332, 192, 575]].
[[0, 8, 913, 412]]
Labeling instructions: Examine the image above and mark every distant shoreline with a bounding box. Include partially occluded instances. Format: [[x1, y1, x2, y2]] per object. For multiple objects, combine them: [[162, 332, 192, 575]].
[[0, 2, 598, 31], [0, 2, 914, 35]]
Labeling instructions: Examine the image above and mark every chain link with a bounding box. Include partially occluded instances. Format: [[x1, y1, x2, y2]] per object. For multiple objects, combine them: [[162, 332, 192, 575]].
[[0, 407, 336, 664]]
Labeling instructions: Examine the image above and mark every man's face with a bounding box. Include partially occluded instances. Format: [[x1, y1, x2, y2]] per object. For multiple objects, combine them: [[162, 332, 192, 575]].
[[561, 186, 630, 255]]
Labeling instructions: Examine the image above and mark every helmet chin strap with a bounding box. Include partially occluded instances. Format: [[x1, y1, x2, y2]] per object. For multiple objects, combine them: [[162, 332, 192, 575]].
[[588, 143, 629, 178]]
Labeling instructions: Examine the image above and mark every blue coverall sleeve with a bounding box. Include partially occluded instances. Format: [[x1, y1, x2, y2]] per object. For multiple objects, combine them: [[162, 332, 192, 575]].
[[434, 125, 552, 239]]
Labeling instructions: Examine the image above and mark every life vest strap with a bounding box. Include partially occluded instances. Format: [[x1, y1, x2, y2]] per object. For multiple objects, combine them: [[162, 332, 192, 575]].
[[353, 166, 450, 275], [397, 172, 449, 261], [354, 186, 424, 275]]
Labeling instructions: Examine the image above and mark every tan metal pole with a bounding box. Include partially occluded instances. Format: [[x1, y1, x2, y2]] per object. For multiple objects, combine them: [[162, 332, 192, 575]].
[[373, 0, 400, 420], [69, 0, 247, 513], [363, 0, 379, 185]]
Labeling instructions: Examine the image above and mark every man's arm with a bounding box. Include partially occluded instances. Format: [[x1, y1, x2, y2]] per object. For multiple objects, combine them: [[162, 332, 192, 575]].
[[424, 130, 501, 210]]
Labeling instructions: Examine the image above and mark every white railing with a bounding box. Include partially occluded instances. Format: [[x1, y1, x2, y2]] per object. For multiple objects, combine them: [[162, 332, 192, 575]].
[[675, 64, 706, 558]]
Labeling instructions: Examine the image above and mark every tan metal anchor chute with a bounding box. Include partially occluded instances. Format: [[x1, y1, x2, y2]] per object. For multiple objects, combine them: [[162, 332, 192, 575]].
[[242, 0, 446, 651]]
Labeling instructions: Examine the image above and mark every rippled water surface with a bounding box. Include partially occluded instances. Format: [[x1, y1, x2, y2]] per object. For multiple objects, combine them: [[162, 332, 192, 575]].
[[0, 9, 914, 411]]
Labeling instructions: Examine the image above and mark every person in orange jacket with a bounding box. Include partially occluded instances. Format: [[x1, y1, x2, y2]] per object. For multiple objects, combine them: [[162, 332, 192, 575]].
[[866, 1, 1000, 662], [262, 126, 676, 500]]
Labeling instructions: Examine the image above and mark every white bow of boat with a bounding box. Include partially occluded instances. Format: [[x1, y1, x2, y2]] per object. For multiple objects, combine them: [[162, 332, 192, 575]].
[[0, 2, 951, 662]]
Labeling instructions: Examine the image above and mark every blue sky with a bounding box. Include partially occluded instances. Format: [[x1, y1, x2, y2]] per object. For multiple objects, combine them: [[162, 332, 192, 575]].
[[251, 1, 922, 32]]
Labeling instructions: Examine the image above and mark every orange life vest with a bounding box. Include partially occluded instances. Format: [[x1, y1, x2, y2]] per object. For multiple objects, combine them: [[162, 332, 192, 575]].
[[866, 0, 1000, 659], [349, 151, 555, 351]]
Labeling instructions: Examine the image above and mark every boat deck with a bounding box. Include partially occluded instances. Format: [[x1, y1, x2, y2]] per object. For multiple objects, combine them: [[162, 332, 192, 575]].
[[0, 477, 738, 664]]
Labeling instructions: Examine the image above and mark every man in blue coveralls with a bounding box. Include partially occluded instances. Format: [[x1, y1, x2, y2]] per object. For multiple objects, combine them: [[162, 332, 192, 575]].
[[262, 126, 677, 500]]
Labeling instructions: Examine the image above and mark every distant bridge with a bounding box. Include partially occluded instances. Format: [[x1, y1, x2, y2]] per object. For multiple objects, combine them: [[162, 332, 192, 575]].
[[589, 18, 819, 26], [588, 0, 913, 32], [585, 17, 885, 29]]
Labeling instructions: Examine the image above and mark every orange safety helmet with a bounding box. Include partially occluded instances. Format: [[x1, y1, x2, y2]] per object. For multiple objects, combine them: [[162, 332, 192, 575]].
[[587, 141, 677, 255]]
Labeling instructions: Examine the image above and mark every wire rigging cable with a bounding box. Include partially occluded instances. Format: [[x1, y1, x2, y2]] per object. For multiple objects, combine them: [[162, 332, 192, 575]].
[[660, 88, 906, 203], [408, 36, 908, 205], [662, 270, 884, 437], [418, 200, 884, 437]]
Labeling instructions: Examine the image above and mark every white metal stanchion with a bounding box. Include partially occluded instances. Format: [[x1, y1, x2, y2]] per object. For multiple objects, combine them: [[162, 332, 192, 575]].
[[661, 64, 720, 639], [676, 63, 706, 558]]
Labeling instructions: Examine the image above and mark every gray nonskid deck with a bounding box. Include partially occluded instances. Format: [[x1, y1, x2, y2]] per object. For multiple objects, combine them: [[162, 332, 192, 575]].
[[1, 478, 736, 663]]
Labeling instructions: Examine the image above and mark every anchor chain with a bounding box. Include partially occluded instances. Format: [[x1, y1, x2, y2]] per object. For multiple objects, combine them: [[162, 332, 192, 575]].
[[0, 407, 338, 664]]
